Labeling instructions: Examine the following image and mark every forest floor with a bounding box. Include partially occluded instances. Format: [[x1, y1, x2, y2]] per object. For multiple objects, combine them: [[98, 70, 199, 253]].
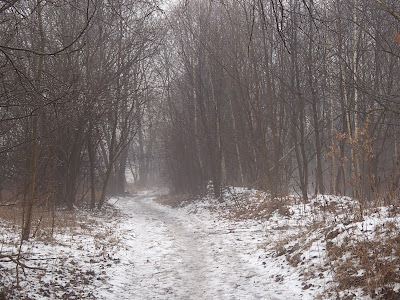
[[1, 188, 400, 299]]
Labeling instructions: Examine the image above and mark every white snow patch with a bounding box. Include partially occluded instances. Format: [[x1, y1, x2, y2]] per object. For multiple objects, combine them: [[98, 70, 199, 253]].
[[2, 188, 399, 299]]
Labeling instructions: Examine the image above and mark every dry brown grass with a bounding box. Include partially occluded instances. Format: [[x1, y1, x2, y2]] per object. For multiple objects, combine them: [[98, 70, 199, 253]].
[[0, 206, 21, 225], [252, 197, 292, 219], [0, 187, 23, 203], [229, 193, 294, 220], [0, 204, 102, 242], [155, 193, 191, 208], [326, 224, 400, 298]]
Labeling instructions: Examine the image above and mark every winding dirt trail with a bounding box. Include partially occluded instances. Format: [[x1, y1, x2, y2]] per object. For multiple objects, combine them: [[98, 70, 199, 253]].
[[98, 191, 306, 300]]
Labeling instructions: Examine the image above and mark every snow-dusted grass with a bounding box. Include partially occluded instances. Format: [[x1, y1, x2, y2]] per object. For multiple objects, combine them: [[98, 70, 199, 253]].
[[0, 206, 124, 299], [1, 187, 400, 299], [175, 187, 400, 299]]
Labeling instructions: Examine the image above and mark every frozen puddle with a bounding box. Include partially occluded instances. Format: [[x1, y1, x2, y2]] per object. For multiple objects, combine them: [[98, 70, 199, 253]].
[[97, 191, 312, 300]]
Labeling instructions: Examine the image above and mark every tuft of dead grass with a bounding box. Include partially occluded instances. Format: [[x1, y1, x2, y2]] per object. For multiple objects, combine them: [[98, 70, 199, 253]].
[[155, 193, 191, 208], [227, 193, 294, 220], [249, 196, 292, 219], [326, 223, 400, 298]]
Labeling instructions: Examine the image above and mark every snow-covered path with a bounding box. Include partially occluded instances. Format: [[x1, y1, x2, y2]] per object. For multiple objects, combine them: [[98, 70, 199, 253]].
[[97, 191, 312, 300]]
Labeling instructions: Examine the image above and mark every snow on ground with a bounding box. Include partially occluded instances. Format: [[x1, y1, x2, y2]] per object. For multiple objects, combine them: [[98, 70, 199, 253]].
[[0, 206, 126, 299], [1, 187, 400, 299], [98, 189, 314, 300]]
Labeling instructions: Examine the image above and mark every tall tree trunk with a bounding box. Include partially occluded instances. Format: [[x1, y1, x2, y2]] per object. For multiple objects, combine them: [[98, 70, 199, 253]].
[[338, 0, 360, 199], [293, 18, 309, 201], [65, 125, 85, 209], [137, 118, 147, 187], [116, 142, 129, 194], [208, 67, 223, 200], [98, 125, 116, 209], [325, 2, 336, 194], [351, 0, 361, 199], [22, 0, 44, 241], [229, 95, 244, 186], [307, 8, 325, 195], [88, 124, 97, 209]]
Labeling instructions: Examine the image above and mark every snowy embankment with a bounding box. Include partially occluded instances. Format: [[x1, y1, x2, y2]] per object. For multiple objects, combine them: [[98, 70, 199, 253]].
[[178, 188, 400, 299], [1, 188, 400, 299]]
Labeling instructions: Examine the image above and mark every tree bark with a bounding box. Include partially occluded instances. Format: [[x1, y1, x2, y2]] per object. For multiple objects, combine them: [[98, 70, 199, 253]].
[[22, 0, 44, 241]]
